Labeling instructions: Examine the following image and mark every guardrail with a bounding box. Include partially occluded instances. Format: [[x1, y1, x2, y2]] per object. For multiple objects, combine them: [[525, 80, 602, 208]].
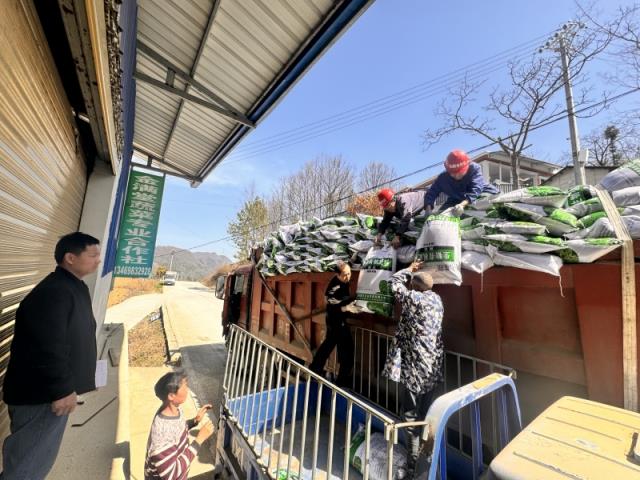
[[217, 325, 520, 480]]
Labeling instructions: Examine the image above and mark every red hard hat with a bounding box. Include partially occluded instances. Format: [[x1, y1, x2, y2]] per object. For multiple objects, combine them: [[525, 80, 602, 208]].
[[377, 188, 395, 208], [445, 149, 470, 175]]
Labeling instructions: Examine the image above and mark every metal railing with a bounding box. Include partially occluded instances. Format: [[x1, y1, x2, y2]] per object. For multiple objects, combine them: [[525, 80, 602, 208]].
[[220, 325, 402, 480], [218, 325, 520, 480]]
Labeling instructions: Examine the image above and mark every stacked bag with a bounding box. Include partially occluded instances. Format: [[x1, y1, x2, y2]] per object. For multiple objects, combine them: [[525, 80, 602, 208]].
[[458, 158, 640, 276], [255, 158, 640, 308]]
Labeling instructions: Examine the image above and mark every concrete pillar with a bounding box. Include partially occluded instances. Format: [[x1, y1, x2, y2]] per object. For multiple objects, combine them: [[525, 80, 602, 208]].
[[79, 159, 120, 333]]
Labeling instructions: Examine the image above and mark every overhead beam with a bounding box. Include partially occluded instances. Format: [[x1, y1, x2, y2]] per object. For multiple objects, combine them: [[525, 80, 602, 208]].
[[132, 145, 199, 180], [134, 71, 254, 127], [196, 0, 374, 180], [163, 0, 221, 159], [136, 40, 252, 126]]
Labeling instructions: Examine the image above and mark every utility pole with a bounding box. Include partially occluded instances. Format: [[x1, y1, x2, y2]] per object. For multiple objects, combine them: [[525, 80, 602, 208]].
[[541, 22, 587, 185], [169, 250, 175, 271]]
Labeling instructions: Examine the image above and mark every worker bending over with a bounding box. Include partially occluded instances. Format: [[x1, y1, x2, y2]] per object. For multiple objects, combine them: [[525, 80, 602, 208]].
[[375, 188, 424, 248]]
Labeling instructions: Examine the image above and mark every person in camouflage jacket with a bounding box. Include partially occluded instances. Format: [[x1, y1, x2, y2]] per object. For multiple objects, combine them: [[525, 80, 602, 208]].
[[383, 261, 444, 477]]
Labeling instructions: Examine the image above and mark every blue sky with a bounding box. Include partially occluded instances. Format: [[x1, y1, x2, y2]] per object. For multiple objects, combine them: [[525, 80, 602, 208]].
[[155, 0, 637, 259]]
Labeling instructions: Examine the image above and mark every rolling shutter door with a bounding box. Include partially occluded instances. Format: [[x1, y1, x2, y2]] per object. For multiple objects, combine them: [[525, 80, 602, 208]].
[[0, 0, 88, 439]]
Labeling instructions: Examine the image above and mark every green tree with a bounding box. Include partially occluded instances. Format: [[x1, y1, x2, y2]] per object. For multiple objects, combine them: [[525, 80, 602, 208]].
[[154, 265, 168, 278], [228, 196, 268, 260]]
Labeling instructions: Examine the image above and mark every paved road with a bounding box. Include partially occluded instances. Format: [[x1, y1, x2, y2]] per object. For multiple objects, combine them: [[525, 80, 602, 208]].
[[162, 281, 227, 423]]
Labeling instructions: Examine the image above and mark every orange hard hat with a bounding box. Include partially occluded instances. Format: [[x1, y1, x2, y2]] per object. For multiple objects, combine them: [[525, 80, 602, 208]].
[[377, 188, 395, 208], [444, 149, 470, 176]]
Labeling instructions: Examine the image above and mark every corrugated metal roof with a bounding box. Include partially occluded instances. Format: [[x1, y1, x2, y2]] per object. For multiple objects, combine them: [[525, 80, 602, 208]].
[[132, 0, 373, 185]]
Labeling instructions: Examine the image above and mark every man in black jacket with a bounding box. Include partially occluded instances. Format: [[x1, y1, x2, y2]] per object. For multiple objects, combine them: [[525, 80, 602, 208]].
[[1, 232, 101, 479], [309, 262, 355, 387]]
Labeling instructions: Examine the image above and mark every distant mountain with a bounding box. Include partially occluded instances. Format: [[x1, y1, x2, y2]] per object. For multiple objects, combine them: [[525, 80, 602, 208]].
[[154, 246, 231, 281]]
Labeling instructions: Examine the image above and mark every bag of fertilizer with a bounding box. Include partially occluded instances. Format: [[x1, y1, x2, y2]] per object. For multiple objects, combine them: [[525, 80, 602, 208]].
[[483, 234, 565, 254], [487, 246, 563, 276], [321, 242, 349, 255], [357, 213, 379, 229], [355, 246, 397, 316], [565, 197, 603, 218], [461, 225, 485, 240], [481, 220, 547, 235], [472, 192, 499, 210], [566, 215, 640, 240], [462, 239, 490, 254], [349, 425, 408, 480], [460, 217, 481, 229], [322, 216, 360, 227], [400, 231, 419, 245], [349, 240, 374, 253], [502, 203, 579, 235], [416, 214, 462, 285], [319, 228, 343, 241], [578, 210, 624, 229], [555, 238, 623, 263], [612, 186, 640, 207], [622, 206, 640, 216], [321, 254, 350, 272], [277, 224, 302, 245], [463, 209, 492, 221], [598, 159, 640, 192], [492, 186, 568, 208], [462, 251, 494, 274], [396, 245, 416, 263], [566, 184, 599, 206]]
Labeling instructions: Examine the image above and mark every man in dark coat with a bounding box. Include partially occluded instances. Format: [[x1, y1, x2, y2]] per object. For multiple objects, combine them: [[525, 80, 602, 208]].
[[1, 232, 101, 479], [309, 262, 355, 387]]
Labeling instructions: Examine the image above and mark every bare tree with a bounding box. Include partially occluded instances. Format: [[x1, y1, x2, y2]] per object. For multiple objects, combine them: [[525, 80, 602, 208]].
[[423, 23, 611, 187], [578, 2, 640, 91], [583, 121, 640, 166], [265, 154, 355, 227], [357, 161, 398, 192]]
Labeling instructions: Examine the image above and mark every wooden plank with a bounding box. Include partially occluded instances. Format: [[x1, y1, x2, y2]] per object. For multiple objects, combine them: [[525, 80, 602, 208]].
[[597, 187, 637, 411]]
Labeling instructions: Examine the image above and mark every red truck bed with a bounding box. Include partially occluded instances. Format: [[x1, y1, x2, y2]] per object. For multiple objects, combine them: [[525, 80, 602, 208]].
[[238, 246, 639, 422]]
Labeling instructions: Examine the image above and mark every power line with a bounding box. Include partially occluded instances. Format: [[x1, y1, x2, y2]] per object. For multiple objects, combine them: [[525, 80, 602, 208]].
[[220, 35, 553, 164], [230, 34, 551, 153], [155, 86, 640, 260]]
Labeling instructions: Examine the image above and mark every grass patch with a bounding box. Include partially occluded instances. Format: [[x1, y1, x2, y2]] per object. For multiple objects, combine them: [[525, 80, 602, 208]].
[[108, 277, 162, 308], [128, 310, 169, 366]]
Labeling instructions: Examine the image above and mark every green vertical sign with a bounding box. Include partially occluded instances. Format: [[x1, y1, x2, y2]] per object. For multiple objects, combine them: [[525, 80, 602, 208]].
[[113, 170, 165, 278]]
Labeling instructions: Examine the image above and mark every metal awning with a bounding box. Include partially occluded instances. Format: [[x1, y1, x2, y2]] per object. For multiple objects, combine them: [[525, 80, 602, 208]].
[[132, 0, 373, 186]]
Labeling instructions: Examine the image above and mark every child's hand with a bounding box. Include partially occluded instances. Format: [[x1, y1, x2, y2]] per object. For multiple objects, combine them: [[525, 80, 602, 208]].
[[195, 419, 214, 445], [195, 404, 212, 423]]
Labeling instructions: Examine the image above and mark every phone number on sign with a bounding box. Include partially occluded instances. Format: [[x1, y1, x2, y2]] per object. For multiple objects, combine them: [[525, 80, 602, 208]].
[[115, 265, 151, 276]]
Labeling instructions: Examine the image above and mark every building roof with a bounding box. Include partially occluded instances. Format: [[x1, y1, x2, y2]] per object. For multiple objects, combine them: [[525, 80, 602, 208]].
[[131, 0, 373, 186], [541, 164, 616, 185], [472, 151, 560, 170]]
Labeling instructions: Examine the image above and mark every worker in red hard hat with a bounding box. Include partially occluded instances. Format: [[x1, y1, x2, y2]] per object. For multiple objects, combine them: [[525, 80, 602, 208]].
[[423, 149, 498, 216], [375, 188, 425, 248]]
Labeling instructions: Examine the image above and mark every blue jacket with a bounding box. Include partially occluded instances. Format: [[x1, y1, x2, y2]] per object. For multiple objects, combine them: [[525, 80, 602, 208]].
[[423, 163, 498, 208]]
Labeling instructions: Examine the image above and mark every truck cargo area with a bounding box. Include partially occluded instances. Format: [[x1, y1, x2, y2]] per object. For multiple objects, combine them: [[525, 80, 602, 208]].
[[216, 325, 520, 480]]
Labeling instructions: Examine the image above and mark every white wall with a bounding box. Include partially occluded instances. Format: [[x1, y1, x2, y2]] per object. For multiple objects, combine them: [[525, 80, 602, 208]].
[[78, 160, 120, 334]]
